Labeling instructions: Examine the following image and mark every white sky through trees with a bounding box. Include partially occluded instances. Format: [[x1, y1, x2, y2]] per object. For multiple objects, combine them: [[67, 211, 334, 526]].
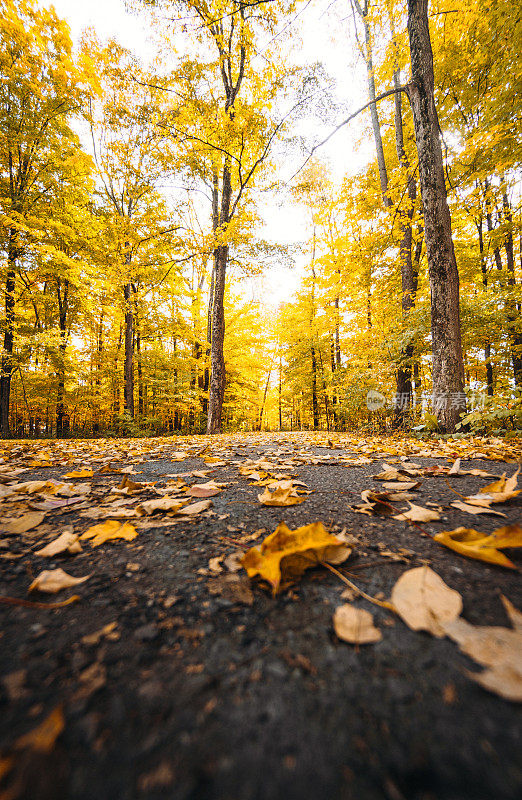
[[50, 0, 375, 306]]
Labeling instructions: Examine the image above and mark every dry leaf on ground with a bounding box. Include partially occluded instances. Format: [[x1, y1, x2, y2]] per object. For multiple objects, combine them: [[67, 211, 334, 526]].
[[241, 521, 351, 595], [393, 502, 441, 522], [80, 520, 138, 547], [333, 604, 382, 644], [450, 501, 506, 516], [137, 497, 185, 515], [177, 499, 212, 515], [207, 574, 254, 605], [188, 481, 222, 498], [391, 566, 462, 637], [29, 568, 90, 594], [14, 706, 65, 753], [444, 601, 522, 702], [35, 530, 81, 556], [434, 525, 522, 568], [257, 480, 305, 507], [3, 511, 46, 534], [62, 469, 93, 479]]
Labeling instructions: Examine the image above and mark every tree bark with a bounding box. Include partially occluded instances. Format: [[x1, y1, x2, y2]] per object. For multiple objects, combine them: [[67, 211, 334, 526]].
[[477, 217, 494, 396], [406, 0, 465, 431], [502, 189, 522, 386], [123, 271, 134, 418], [0, 230, 17, 436], [56, 279, 69, 437], [207, 160, 232, 434]]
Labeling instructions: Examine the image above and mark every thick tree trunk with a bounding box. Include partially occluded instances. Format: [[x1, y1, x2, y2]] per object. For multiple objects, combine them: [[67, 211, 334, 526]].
[[406, 0, 465, 431], [56, 279, 69, 437]]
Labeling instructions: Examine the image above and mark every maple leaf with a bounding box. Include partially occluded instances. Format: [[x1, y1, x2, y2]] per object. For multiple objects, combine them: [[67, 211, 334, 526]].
[[80, 520, 138, 547], [241, 521, 351, 595], [434, 525, 522, 568], [257, 480, 305, 507]]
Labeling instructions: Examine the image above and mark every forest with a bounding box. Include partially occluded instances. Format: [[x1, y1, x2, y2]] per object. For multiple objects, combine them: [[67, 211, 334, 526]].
[[1, 0, 521, 439]]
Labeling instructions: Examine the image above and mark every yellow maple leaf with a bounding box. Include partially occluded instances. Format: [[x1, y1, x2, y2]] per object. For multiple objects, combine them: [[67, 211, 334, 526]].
[[62, 469, 94, 479], [257, 480, 305, 507], [80, 520, 138, 547], [241, 521, 351, 595], [434, 525, 522, 569]]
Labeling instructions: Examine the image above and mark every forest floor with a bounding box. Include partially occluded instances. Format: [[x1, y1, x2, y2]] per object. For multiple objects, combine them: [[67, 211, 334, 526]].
[[0, 431, 521, 800]]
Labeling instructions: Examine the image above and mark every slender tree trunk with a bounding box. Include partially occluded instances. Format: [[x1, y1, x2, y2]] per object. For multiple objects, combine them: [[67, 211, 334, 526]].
[[406, 0, 465, 431], [0, 231, 17, 436], [207, 161, 232, 434], [56, 279, 69, 437], [502, 189, 522, 386], [478, 217, 494, 396], [123, 271, 134, 418], [136, 319, 144, 417], [258, 367, 272, 431], [311, 345, 319, 429]]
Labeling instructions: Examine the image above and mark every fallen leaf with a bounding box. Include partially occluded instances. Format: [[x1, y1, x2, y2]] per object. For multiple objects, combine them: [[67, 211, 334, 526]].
[[241, 521, 351, 595], [188, 480, 221, 498], [81, 621, 119, 646], [434, 525, 522, 569], [3, 511, 46, 534], [391, 566, 462, 637], [257, 480, 305, 507], [34, 531, 82, 557], [393, 502, 441, 522], [15, 706, 64, 753], [333, 604, 382, 644], [450, 501, 506, 516], [29, 568, 90, 594], [177, 499, 212, 515], [80, 520, 138, 547], [136, 497, 185, 515], [62, 469, 93, 479]]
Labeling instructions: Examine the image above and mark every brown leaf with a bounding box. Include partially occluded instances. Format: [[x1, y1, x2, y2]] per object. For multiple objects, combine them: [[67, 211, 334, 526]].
[[3, 511, 46, 534], [14, 706, 64, 753], [393, 502, 441, 522], [34, 530, 82, 557], [177, 499, 212, 515], [29, 568, 90, 594], [207, 574, 254, 605], [333, 604, 382, 644], [391, 566, 462, 637]]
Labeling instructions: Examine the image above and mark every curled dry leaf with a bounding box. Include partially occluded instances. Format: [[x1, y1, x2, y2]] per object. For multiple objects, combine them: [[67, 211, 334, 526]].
[[241, 521, 351, 596], [62, 469, 93, 479], [189, 481, 221, 498], [393, 502, 441, 523], [177, 499, 212, 515], [3, 511, 46, 534], [29, 568, 90, 594], [333, 604, 382, 644], [450, 500, 506, 517], [391, 566, 463, 637], [137, 497, 185, 515], [257, 480, 305, 507], [80, 520, 138, 547], [35, 530, 82, 557], [434, 525, 522, 569]]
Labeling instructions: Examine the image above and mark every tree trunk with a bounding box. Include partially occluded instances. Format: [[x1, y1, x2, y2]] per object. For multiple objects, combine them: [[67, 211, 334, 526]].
[[56, 279, 69, 438], [207, 161, 232, 434], [477, 217, 494, 396], [311, 345, 319, 430], [502, 189, 522, 386], [123, 276, 134, 418], [406, 0, 465, 431], [0, 231, 17, 436]]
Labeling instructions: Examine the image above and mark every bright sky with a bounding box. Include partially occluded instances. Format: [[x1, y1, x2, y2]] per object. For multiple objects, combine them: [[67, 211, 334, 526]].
[[49, 0, 374, 306]]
